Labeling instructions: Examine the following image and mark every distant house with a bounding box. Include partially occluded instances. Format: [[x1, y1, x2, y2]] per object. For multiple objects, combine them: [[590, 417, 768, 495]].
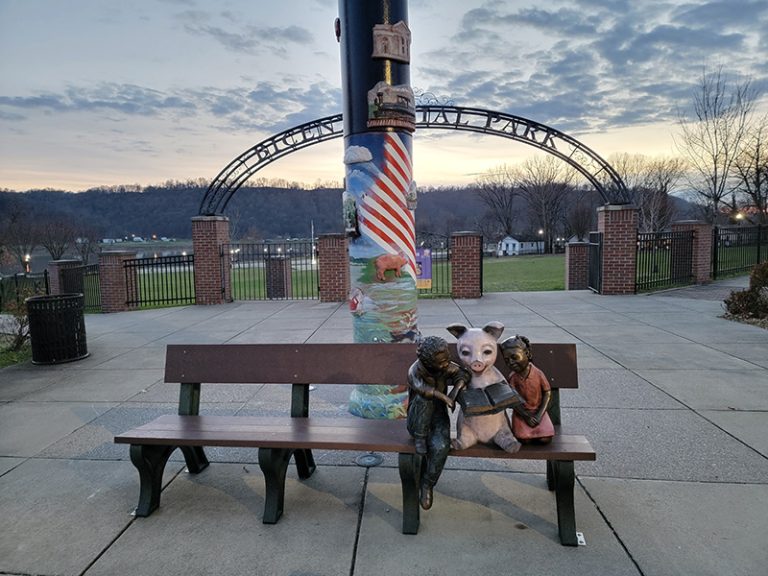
[[496, 236, 543, 256]]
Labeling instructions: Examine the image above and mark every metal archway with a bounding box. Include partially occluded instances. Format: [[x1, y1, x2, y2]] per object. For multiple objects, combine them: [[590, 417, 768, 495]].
[[199, 105, 629, 215]]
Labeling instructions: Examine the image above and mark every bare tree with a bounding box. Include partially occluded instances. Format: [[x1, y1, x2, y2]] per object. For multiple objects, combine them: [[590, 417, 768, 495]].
[[638, 157, 685, 232], [513, 156, 576, 253], [73, 224, 103, 265], [566, 188, 600, 241], [676, 67, 758, 222], [607, 153, 684, 231], [39, 214, 77, 260], [732, 114, 768, 223], [1, 200, 38, 271], [474, 165, 518, 237], [226, 206, 244, 241]]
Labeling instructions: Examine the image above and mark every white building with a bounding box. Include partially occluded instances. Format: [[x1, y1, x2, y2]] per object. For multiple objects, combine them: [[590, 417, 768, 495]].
[[496, 236, 544, 256]]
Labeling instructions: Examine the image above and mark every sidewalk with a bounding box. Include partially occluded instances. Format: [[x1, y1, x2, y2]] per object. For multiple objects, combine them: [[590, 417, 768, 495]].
[[1, 276, 766, 576]]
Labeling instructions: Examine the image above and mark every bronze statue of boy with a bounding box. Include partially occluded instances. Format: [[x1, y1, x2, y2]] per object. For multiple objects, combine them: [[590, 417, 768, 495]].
[[406, 336, 470, 510]]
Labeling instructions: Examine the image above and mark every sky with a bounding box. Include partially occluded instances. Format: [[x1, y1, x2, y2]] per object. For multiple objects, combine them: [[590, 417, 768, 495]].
[[1, 0, 767, 193]]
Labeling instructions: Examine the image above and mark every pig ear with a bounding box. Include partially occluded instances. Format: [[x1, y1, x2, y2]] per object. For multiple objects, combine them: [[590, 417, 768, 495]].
[[446, 323, 467, 338], [482, 321, 504, 341]]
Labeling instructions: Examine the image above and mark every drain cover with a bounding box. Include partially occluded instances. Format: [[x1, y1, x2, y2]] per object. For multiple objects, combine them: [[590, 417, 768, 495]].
[[355, 453, 383, 467]]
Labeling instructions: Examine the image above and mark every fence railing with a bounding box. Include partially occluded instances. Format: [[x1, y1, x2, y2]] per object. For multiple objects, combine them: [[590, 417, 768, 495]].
[[61, 263, 101, 312], [636, 230, 694, 292], [417, 248, 451, 297], [712, 225, 767, 279], [225, 241, 319, 300], [0, 271, 50, 312], [124, 254, 195, 308]]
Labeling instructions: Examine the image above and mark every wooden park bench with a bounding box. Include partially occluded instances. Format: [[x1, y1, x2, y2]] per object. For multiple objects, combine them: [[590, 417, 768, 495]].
[[115, 342, 595, 546]]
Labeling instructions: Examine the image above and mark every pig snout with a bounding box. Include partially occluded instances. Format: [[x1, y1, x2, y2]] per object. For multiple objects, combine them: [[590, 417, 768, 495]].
[[469, 359, 486, 373]]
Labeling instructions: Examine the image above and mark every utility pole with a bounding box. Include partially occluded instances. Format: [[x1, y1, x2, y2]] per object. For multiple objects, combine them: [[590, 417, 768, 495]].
[[337, 0, 418, 418]]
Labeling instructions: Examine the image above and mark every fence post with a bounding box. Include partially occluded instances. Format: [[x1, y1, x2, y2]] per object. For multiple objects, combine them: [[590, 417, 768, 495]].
[[318, 233, 349, 303], [672, 220, 713, 284], [192, 215, 230, 305], [597, 205, 638, 295], [451, 232, 483, 299], [565, 242, 589, 290], [98, 251, 136, 313], [47, 259, 82, 295]]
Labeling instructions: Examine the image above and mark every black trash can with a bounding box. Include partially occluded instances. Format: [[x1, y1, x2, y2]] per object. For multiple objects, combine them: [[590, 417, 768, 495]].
[[26, 293, 89, 364]]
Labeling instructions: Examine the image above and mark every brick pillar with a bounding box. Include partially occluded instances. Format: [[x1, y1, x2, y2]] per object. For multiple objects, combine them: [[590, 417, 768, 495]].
[[265, 256, 292, 299], [598, 205, 638, 295], [47, 259, 82, 295], [451, 232, 483, 299], [192, 216, 230, 305], [672, 220, 713, 284], [98, 251, 136, 313], [565, 242, 589, 290], [318, 233, 349, 303]]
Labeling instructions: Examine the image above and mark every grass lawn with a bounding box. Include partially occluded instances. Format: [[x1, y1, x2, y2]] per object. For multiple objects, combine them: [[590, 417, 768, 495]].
[[0, 336, 31, 368], [483, 254, 565, 292]]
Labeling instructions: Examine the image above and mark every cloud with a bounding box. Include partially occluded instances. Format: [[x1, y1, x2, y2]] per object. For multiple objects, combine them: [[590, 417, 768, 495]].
[[0, 79, 342, 136], [412, 0, 768, 137], [673, 0, 768, 29], [183, 19, 314, 56]]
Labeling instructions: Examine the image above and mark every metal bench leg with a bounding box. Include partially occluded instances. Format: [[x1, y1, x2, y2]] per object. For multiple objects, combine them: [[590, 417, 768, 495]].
[[258, 447, 293, 524], [398, 453, 422, 535], [294, 448, 316, 479], [180, 446, 210, 474], [129, 444, 175, 517], [546, 460, 555, 491], [553, 460, 578, 546]]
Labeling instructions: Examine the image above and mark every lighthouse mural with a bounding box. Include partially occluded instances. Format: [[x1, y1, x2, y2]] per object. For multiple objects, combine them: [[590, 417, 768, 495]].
[[338, 0, 417, 418]]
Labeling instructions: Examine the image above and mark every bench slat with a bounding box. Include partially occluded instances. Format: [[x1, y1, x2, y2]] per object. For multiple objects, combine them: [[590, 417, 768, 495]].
[[164, 342, 578, 389], [116, 415, 595, 461], [164, 344, 417, 385]]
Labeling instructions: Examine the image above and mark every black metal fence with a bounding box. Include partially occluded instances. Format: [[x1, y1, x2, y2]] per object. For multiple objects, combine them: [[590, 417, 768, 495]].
[[417, 247, 451, 297], [225, 241, 319, 300], [124, 254, 196, 308], [0, 271, 49, 311], [636, 230, 694, 292], [587, 232, 602, 293], [61, 264, 101, 312], [712, 225, 767, 279]]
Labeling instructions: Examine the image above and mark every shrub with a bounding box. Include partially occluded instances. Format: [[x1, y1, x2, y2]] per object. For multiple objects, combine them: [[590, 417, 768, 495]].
[[724, 287, 768, 319], [0, 288, 32, 352], [749, 260, 768, 291]]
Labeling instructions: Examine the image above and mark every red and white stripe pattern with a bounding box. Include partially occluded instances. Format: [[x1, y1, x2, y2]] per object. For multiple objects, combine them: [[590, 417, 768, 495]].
[[357, 133, 417, 280]]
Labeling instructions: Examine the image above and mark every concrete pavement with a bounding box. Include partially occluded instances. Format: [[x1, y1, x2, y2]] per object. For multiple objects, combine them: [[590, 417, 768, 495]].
[[1, 275, 766, 576]]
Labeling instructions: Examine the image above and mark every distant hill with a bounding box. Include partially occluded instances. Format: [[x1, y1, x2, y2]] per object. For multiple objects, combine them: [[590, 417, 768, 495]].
[[0, 181, 697, 243], [0, 182, 491, 241]]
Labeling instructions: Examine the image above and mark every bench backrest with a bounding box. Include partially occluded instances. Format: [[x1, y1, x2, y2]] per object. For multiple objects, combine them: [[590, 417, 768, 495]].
[[165, 343, 577, 422], [165, 342, 577, 388]]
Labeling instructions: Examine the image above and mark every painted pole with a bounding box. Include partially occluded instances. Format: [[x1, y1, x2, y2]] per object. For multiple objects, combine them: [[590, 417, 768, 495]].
[[338, 0, 418, 418]]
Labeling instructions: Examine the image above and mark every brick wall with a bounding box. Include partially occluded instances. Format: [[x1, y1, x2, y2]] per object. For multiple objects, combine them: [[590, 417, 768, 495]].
[[565, 243, 589, 290], [192, 216, 230, 305], [598, 205, 638, 295], [672, 220, 713, 284], [98, 251, 136, 313], [318, 234, 349, 303], [451, 232, 482, 299]]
